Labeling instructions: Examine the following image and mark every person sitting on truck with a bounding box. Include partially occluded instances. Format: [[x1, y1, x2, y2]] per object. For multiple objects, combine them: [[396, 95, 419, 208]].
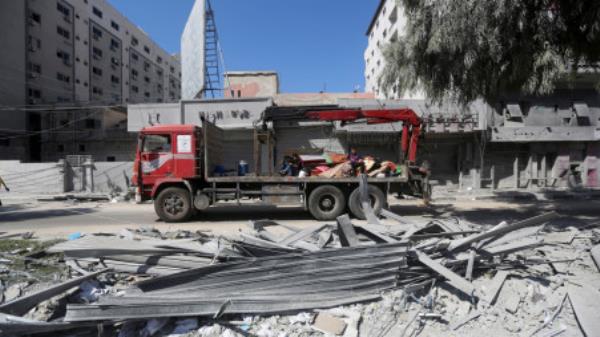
[[279, 156, 294, 176], [347, 147, 365, 175]]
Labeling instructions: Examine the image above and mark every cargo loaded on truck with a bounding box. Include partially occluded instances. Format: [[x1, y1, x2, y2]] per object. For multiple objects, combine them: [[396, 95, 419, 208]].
[[132, 107, 431, 222]]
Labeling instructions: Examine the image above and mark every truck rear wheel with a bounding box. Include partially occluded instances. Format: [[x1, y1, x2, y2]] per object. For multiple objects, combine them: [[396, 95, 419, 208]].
[[308, 185, 346, 221], [155, 187, 194, 223], [348, 185, 385, 220]]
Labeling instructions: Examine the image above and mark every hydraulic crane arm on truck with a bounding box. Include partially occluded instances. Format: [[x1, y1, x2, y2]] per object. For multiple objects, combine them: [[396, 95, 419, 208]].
[[303, 108, 422, 163], [133, 107, 430, 223]]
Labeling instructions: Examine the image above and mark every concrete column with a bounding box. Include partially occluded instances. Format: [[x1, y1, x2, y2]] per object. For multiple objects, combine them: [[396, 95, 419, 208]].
[[470, 168, 481, 190], [513, 156, 519, 189], [82, 159, 95, 193], [540, 155, 547, 188], [57, 159, 67, 193]]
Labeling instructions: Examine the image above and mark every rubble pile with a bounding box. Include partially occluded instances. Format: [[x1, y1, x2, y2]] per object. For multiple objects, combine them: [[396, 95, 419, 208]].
[[1, 205, 599, 336]]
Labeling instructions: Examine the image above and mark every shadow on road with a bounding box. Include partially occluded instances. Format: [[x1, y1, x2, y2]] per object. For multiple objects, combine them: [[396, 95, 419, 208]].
[[190, 205, 314, 222], [391, 199, 600, 228], [0, 207, 97, 223]]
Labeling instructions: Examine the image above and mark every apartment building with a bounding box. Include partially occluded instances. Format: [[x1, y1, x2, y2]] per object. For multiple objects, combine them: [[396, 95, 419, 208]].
[[364, 0, 423, 99], [0, 0, 182, 161]]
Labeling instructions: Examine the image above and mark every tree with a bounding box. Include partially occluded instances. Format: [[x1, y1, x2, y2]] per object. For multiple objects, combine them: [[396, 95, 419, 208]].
[[380, 0, 600, 104]]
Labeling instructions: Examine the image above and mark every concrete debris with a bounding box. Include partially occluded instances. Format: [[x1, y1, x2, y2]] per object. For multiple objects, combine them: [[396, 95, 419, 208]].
[[1, 209, 599, 337], [312, 312, 347, 335], [0, 268, 109, 316], [591, 244, 600, 272], [568, 284, 600, 337]]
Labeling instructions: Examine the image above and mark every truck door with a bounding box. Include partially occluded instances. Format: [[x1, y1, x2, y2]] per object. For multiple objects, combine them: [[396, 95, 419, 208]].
[[140, 134, 173, 186]]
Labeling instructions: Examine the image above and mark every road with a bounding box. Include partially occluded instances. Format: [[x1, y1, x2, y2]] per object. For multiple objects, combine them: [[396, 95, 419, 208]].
[[0, 196, 599, 239]]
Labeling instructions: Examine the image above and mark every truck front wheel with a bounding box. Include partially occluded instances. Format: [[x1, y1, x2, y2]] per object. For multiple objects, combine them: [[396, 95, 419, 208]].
[[155, 187, 194, 223], [308, 185, 346, 221]]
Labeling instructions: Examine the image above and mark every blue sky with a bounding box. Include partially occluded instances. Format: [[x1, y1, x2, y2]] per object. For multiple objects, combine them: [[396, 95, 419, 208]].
[[109, 0, 379, 93]]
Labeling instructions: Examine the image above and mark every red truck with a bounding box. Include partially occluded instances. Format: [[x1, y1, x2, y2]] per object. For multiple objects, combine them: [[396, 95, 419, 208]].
[[132, 108, 430, 222]]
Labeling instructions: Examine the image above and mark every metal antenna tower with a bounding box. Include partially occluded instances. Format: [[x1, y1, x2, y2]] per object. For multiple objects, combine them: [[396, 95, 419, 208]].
[[202, 0, 223, 98]]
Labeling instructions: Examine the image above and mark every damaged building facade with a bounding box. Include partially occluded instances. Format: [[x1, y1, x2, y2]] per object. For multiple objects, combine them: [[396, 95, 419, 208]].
[[364, 0, 600, 191], [128, 72, 600, 192]]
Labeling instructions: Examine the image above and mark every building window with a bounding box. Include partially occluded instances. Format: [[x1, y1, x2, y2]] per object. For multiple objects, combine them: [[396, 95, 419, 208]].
[[85, 119, 97, 129], [57, 2, 70, 16], [111, 57, 120, 66], [92, 26, 102, 39], [131, 85, 139, 93], [131, 69, 138, 80], [27, 62, 41, 76], [57, 144, 64, 152], [79, 144, 86, 152], [56, 50, 71, 65], [156, 56, 162, 64], [92, 47, 103, 59], [111, 20, 120, 31], [27, 35, 41, 51], [92, 7, 103, 18], [110, 38, 119, 51], [92, 87, 103, 95], [144, 92, 150, 98], [131, 53, 138, 61], [131, 36, 139, 46], [111, 75, 120, 84], [28, 88, 41, 98], [144, 76, 150, 83], [92, 67, 102, 76], [29, 11, 41, 24], [106, 156, 116, 162], [57, 26, 70, 39], [157, 69, 163, 77], [57, 72, 71, 83], [143, 45, 150, 54], [143, 62, 150, 71]]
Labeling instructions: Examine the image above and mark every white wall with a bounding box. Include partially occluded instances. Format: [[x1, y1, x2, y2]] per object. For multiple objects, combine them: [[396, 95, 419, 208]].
[[0, 161, 63, 194], [181, 0, 206, 100], [364, 0, 423, 99]]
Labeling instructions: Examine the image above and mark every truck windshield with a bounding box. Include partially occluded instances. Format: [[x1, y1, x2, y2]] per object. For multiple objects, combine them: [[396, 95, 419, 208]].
[[143, 134, 171, 153]]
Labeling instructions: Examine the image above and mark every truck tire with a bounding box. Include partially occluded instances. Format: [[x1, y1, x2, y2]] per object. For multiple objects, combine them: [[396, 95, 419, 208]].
[[348, 185, 385, 220], [154, 187, 194, 223], [308, 185, 346, 221]]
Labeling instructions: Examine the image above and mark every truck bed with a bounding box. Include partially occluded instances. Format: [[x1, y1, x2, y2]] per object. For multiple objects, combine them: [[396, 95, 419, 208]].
[[204, 175, 409, 184]]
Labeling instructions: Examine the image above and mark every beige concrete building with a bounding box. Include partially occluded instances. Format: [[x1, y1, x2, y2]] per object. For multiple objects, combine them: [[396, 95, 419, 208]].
[[0, 0, 182, 161], [224, 71, 280, 99]]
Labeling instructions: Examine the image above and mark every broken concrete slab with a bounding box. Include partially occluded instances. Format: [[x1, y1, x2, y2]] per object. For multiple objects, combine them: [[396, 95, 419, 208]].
[[278, 224, 328, 246], [312, 312, 347, 335], [481, 270, 509, 305], [451, 311, 481, 330], [337, 215, 360, 247], [414, 250, 476, 297], [543, 230, 577, 245], [590, 244, 600, 272], [447, 212, 558, 252], [568, 284, 600, 337], [0, 269, 109, 316]]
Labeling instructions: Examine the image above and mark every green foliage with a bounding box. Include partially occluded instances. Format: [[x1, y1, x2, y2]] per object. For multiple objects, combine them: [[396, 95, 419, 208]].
[[380, 0, 600, 104]]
